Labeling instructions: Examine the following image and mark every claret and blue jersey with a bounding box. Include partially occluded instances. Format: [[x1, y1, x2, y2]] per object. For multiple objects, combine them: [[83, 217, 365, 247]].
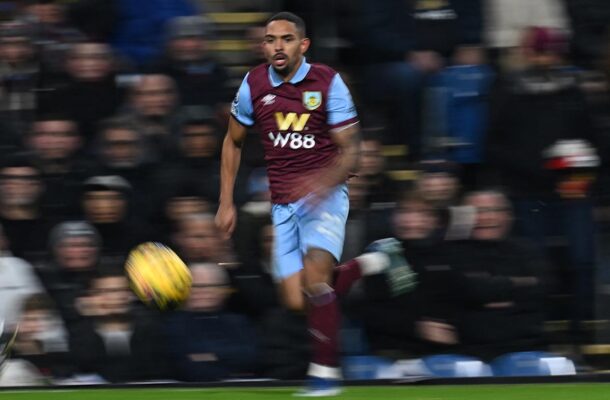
[[231, 58, 358, 205]]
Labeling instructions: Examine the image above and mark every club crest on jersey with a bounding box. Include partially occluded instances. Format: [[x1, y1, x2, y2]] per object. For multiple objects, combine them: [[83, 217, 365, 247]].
[[303, 91, 322, 111]]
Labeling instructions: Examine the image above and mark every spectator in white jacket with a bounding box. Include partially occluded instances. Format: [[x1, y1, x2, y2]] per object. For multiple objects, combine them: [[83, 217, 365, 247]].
[[0, 223, 44, 328]]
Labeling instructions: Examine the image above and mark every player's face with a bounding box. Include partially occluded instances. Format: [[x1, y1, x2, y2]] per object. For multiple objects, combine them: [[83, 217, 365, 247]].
[[263, 20, 310, 77]]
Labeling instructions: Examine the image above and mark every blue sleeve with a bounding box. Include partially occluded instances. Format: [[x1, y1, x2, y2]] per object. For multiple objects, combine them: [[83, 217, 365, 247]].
[[230, 73, 255, 126], [327, 73, 358, 126]]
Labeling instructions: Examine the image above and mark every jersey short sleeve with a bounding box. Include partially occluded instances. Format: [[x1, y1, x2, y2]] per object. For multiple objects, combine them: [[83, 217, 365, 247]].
[[230, 73, 255, 126], [326, 73, 358, 127]]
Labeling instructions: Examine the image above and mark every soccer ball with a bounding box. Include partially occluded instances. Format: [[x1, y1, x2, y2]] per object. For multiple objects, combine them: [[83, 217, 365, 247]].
[[125, 242, 192, 311]]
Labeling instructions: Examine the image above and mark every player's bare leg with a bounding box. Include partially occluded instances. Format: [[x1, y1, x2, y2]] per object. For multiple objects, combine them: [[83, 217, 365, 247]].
[[279, 271, 305, 311]]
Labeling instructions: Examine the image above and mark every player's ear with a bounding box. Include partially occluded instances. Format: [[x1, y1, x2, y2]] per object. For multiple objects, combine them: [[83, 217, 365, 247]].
[[300, 37, 311, 54]]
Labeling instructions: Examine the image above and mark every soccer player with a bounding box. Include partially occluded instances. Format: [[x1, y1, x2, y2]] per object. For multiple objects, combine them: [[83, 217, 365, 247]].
[[215, 12, 409, 395]]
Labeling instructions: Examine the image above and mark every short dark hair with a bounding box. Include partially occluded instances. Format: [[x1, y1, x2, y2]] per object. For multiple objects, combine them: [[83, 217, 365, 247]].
[[266, 12, 306, 37], [31, 113, 78, 138], [0, 152, 39, 173], [22, 293, 54, 314], [97, 115, 139, 135], [396, 188, 436, 212]]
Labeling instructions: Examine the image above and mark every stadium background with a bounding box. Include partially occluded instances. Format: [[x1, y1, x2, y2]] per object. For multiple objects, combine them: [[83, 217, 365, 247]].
[[1, 0, 610, 394]]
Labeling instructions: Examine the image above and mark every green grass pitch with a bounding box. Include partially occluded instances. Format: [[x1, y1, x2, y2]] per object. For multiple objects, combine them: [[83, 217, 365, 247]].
[[1, 384, 610, 400]]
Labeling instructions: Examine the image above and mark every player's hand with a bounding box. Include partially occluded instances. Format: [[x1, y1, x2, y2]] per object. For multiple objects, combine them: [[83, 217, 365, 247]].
[[215, 202, 237, 239]]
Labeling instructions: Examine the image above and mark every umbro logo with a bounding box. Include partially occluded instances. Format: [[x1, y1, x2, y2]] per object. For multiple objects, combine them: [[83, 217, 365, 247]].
[[261, 94, 276, 106]]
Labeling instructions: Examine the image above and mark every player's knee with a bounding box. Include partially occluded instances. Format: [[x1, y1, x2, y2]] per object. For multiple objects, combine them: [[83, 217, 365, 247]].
[[304, 248, 335, 267]]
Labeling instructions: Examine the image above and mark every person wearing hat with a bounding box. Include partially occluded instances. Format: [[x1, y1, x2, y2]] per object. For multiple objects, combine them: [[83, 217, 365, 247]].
[[486, 26, 605, 326], [81, 175, 147, 262], [36, 220, 102, 326]]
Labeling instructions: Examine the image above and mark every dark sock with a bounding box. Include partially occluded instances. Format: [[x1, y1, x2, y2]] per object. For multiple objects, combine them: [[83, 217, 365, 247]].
[[333, 259, 362, 297], [307, 289, 340, 368]]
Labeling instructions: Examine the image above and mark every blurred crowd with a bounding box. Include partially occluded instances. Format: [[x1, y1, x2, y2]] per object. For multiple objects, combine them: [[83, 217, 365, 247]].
[[1, 0, 610, 385]]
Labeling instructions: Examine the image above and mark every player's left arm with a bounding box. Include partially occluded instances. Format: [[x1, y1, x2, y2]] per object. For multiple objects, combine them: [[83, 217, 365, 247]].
[[327, 72, 361, 183], [328, 122, 361, 184]]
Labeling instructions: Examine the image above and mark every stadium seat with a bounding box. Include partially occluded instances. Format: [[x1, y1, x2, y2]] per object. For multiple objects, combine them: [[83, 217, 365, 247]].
[[341, 356, 394, 380], [421, 354, 493, 378], [491, 351, 576, 376]]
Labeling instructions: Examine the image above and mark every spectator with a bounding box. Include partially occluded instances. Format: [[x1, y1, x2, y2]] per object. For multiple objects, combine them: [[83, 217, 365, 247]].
[[258, 306, 309, 379], [38, 42, 125, 146], [415, 160, 461, 209], [229, 168, 274, 305], [425, 47, 494, 189], [110, 0, 199, 68], [153, 16, 229, 112], [359, 132, 400, 206], [341, 134, 402, 260], [81, 175, 147, 262], [245, 24, 266, 66], [26, 114, 90, 219], [0, 349, 44, 386], [37, 220, 101, 327], [18, 0, 86, 80], [165, 262, 259, 382], [342, 174, 394, 261], [11, 294, 71, 380], [348, 190, 459, 357], [93, 116, 152, 172], [227, 218, 279, 321], [153, 106, 228, 209], [0, 21, 40, 136], [149, 180, 213, 245], [172, 213, 231, 265], [121, 74, 180, 161], [0, 154, 54, 263], [68, 272, 169, 382], [0, 223, 44, 327], [452, 190, 547, 360], [91, 116, 157, 220], [484, 0, 569, 67], [485, 26, 603, 322], [353, 0, 484, 158]]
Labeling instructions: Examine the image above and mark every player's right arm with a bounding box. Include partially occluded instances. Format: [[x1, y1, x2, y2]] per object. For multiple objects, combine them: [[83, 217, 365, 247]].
[[216, 117, 247, 237], [215, 74, 255, 237]]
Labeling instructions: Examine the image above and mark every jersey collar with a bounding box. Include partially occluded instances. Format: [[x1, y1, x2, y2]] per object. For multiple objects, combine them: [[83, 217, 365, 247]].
[[268, 58, 311, 87]]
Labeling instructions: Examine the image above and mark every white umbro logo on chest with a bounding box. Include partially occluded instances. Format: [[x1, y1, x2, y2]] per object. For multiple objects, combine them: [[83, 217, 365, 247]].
[[261, 94, 276, 106]]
